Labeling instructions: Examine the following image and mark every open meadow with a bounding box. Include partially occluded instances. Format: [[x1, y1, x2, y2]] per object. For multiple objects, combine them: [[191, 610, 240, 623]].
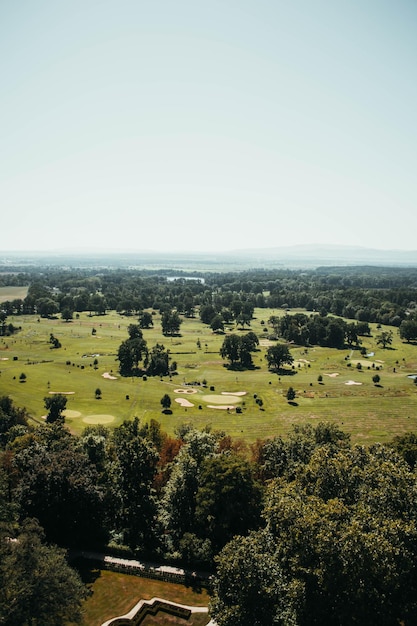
[[2, 307, 417, 445]]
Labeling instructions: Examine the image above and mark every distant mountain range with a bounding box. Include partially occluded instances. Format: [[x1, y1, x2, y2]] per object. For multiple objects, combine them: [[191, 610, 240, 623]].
[[1, 245, 417, 270]]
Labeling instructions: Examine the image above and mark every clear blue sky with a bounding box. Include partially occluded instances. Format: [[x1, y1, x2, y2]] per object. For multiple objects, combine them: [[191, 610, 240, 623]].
[[1, 0, 417, 253]]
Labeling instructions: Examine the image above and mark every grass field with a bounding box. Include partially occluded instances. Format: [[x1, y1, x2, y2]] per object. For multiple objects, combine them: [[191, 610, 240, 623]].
[[1, 308, 417, 444], [70, 566, 210, 626], [0, 285, 29, 303]]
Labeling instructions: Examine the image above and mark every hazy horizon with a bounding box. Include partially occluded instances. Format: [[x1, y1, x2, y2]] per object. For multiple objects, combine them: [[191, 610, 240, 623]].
[[2, 1, 417, 253]]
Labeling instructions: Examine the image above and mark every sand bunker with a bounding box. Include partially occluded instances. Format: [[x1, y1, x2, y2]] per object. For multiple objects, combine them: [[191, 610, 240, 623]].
[[202, 394, 241, 404], [48, 391, 75, 395], [222, 391, 247, 396], [175, 398, 194, 407], [207, 404, 237, 410], [102, 372, 117, 380], [63, 410, 81, 418], [324, 373, 339, 378], [174, 388, 198, 394], [345, 380, 363, 386], [83, 414, 115, 424]]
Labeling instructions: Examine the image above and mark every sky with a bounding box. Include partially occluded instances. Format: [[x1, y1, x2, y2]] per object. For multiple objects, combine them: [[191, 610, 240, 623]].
[[1, 0, 417, 254]]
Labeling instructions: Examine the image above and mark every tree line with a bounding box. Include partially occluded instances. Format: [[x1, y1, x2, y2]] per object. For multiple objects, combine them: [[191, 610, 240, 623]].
[[2, 266, 417, 330], [2, 394, 417, 624]]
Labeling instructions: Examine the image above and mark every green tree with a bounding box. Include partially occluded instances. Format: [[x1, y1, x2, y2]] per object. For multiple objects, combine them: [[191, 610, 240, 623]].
[[109, 418, 159, 549], [286, 386, 296, 402], [266, 344, 293, 371], [14, 440, 106, 547], [210, 314, 224, 333], [220, 333, 259, 368], [147, 343, 170, 376], [195, 453, 263, 552], [211, 530, 301, 626], [138, 310, 154, 329], [160, 393, 171, 411], [220, 334, 241, 366], [61, 307, 73, 322], [200, 304, 216, 325], [376, 329, 393, 349], [390, 432, 417, 469], [117, 328, 148, 376], [399, 319, 417, 342], [0, 518, 87, 626], [36, 297, 59, 318], [161, 310, 182, 336], [44, 394, 67, 423], [159, 429, 217, 554]]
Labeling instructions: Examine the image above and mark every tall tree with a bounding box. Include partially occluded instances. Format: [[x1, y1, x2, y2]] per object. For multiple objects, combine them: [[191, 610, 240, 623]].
[[211, 530, 301, 626], [109, 419, 159, 549], [265, 343, 293, 371], [0, 518, 87, 626], [195, 453, 263, 552], [14, 440, 106, 547], [44, 394, 67, 423], [214, 439, 417, 626]]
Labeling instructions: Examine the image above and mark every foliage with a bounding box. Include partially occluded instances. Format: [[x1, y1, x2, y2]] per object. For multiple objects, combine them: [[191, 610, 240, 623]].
[[211, 531, 301, 626], [376, 329, 393, 349], [44, 393, 67, 423], [13, 427, 107, 547], [0, 518, 86, 626], [195, 453, 263, 552], [214, 440, 417, 626], [108, 418, 159, 550], [220, 332, 259, 368], [0, 397, 29, 448], [161, 310, 182, 336], [160, 393, 171, 410], [266, 343, 293, 370]]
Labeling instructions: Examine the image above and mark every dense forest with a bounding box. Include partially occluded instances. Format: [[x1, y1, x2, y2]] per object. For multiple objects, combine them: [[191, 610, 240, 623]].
[[2, 265, 417, 330], [2, 395, 417, 625], [2, 264, 417, 624]]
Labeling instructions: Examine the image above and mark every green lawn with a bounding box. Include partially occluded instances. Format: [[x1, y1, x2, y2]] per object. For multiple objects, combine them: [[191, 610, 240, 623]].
[[1, 308, 417, 444], [71, 566, 210, 626]]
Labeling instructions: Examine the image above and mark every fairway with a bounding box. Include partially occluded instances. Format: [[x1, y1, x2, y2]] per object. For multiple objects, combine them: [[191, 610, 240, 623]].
[[1, 308, 417, 444]]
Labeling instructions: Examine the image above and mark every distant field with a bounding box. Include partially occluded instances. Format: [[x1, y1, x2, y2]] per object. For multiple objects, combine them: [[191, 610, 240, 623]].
[[2, 308, 417, 444], [0, 285, 29, 302]]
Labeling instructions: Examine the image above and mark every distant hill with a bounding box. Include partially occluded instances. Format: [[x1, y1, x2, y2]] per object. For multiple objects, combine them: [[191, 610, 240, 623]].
[[229, 244, 417, 267], [1, 245, 417, 270]]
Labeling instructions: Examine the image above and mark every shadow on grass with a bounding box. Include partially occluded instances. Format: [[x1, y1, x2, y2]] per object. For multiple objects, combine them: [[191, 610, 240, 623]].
[[72, 558, 102, 587]]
